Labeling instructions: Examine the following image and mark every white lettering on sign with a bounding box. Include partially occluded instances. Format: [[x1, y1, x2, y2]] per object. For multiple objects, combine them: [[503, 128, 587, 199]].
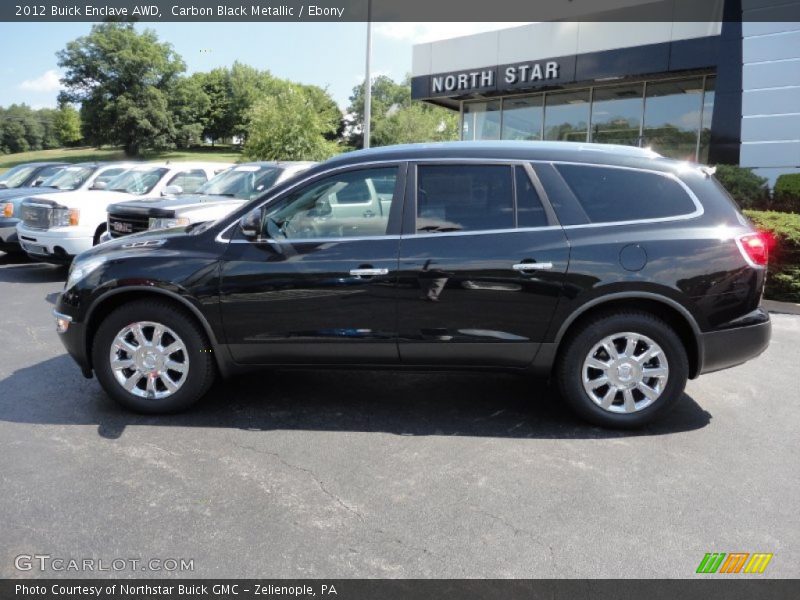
[[504, 61, 561, 85]]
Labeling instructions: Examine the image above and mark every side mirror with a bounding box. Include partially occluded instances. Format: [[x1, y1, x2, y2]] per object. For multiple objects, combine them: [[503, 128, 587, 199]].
[[163, 185, 182, 196], [32, 178, 45, 187], [91, 181, 107, 190], [239, 208, 261, 239]]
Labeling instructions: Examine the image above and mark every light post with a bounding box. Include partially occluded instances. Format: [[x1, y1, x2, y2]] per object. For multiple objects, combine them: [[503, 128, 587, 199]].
[[363, 0, 372, 149]]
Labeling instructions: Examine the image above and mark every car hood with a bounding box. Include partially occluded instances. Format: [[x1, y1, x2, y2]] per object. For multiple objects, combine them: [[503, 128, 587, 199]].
[[27, 189, 136, 207], [0, 186, 64, 203], [107, 194, 246, 216], [77, 224, 196, 262]]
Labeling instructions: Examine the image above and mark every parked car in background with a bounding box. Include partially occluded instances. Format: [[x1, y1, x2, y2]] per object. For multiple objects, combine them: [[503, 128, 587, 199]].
[[103, 161, 314, 241], [16, 162, 227, 263], [54, 141, 770, 428], [0, 162, 68, 189], [4, 162, 133, 255]]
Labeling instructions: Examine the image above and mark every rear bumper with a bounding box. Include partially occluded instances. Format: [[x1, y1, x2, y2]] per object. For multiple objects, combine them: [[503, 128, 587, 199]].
[[698, 308, 771, 375]]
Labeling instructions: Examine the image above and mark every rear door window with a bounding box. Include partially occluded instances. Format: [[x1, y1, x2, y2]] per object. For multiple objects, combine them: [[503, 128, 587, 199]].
[[555, 164, 696, 223], [416, 165, 514, 233]]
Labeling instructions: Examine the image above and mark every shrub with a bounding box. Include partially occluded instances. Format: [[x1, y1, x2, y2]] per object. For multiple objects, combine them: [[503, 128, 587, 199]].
[[772, 173, 800, 213], [744, 210, 800, 303], [714, 165, 770, 209]]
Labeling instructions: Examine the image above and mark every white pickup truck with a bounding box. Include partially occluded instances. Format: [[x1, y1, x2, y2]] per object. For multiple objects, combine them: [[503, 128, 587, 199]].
[[103, 162, 315, 241], [16, 162, 229, 263]]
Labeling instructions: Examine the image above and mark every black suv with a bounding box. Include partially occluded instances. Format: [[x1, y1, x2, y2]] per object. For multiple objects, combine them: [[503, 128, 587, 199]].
[[53, 142, 771, 428]]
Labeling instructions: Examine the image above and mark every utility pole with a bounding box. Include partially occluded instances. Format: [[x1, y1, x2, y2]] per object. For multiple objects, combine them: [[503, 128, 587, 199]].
[[363, 0, 372, 149]]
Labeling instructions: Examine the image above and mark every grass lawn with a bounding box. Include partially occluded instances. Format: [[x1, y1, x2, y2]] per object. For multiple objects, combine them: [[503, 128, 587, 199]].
[[0, 146, 243, 174]]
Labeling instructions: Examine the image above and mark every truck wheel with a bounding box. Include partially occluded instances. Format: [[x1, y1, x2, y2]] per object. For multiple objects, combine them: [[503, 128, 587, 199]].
[[92, 299, 216, 413], [555, 311, 688, 428]]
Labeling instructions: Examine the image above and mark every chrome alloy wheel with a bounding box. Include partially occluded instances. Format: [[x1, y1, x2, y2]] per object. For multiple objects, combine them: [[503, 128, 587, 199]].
[[109, 321, 189, 400], [581, 332, 669, 414]]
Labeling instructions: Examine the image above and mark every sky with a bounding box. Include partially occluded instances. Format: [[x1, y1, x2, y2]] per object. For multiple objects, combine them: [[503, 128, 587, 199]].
[[0, 22, 523, 111]]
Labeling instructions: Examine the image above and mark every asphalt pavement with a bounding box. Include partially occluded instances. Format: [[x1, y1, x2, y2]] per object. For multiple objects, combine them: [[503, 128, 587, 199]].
[[0, 251, 797, 578]]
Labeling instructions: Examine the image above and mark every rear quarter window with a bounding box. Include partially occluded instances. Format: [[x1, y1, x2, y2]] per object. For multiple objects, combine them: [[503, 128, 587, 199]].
[[555, 164, 697, 223]]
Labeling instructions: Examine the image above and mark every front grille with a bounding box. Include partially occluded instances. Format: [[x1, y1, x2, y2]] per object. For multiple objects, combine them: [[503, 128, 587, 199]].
[[107, 213, 150, 238], [21, 204, 52, 230]]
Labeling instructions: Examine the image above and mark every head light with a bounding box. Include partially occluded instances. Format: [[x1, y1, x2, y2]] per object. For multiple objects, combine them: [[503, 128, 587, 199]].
[[2, 202, 13, 218], [148, 217, 190, 231], [66, 256, 107, 290]]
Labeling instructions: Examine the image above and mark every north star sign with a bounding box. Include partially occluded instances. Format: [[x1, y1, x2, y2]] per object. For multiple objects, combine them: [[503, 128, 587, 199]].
[[430, 61, 561, 94]]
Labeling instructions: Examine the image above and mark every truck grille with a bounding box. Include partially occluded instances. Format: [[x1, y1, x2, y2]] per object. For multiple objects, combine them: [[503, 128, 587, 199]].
[[21, 204, 52, 230], [107, 213, 150, 238]]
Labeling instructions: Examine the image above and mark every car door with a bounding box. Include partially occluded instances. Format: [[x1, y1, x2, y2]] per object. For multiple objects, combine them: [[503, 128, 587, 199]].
[[219, 163, 406, 364], [396, 161, 569, 367]]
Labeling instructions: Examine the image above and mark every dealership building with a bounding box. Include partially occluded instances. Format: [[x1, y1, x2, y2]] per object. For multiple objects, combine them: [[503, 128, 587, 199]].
[[411, 2, 800, 183]]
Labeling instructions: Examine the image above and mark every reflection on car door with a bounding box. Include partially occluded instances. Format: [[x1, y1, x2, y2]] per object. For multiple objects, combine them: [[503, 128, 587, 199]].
[[219, 164, 406, 364], [396, 162, 569, 366]]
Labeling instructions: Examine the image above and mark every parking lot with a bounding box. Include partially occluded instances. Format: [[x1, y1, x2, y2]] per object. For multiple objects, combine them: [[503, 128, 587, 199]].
[[0, 250, 797, 579]]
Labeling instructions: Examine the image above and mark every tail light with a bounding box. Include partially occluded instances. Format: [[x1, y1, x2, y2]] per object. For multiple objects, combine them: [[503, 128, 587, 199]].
[[736, 232, 769, 267]]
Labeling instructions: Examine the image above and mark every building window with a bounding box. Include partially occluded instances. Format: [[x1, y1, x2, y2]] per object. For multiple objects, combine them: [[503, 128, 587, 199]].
[[544, 90, 590, 142], [501, 96, 544, 140], [642, 77, 706, 161], [589, 83, 644, 146], [462, 101, 501, 141]]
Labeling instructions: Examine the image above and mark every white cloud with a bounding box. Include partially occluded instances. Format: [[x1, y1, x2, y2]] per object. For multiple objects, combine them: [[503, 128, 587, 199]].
[[375, 22, 529, 44], [18, 69, 62, 93]]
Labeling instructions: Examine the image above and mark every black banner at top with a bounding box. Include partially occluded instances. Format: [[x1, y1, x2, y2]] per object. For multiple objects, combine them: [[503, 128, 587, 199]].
[[1, 0, 800, 22]]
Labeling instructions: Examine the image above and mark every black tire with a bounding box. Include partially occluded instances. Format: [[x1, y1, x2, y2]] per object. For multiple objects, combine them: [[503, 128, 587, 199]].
[[555, 311, 689, 429], [92, 299, 216, 413]]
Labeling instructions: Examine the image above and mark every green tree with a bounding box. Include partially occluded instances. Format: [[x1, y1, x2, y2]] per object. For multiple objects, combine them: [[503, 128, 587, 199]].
[[196, 68, 233, 145], [168, 76, 210, 149], [714, 164, 770, 209], [346, 75, 457, 148], [53, 104, 82, 146], [372, 103, 458, 146], [243, 83, 339, 161], [57, 22, 186, 156]]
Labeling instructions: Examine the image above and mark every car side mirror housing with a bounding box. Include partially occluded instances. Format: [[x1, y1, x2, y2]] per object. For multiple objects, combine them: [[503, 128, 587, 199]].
[[239, 208, 261, 239], [91, 181, 107, 190], [163, 185, 182, 196]]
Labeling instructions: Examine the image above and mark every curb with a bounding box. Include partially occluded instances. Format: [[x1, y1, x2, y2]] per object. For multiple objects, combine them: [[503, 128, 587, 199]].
[[762, 299, 800, 316]]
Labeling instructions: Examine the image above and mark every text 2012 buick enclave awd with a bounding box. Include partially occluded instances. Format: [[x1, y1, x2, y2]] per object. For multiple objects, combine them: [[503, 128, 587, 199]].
[[53, 142, 771, 428]]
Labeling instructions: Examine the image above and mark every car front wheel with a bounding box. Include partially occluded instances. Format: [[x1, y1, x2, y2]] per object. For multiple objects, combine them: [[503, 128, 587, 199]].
[[92, 300, 216, 413], [556, 311, 689, 428]]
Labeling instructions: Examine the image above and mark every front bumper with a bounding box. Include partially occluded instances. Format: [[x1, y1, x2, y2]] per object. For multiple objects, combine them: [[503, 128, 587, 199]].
[[0, 217, 21, 250], [54, 305, 93, 378], [16, 223, 93, 264], [699, 308, 771, 375]]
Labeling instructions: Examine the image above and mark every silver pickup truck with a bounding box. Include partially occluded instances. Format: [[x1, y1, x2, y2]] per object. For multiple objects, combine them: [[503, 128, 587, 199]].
[[102, 161, 315, 241]]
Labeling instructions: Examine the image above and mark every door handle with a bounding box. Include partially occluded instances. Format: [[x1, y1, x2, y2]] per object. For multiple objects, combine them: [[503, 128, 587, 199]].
[[512, 262, 553, 272], [350, 268, 389, 276]]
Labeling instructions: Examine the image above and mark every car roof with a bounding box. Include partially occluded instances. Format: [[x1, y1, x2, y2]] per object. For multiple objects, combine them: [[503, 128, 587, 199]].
[[316, 141, 677, 172], [235, 161, 317, 168]]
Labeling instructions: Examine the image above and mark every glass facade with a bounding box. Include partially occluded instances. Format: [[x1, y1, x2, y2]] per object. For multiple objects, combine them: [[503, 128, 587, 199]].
[[461, 75, 716, 162]]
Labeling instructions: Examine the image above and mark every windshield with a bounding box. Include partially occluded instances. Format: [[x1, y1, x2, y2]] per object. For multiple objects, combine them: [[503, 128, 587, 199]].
[[0, 164, 37, 188], [106, 167, 169, 195], [197, 165, 283, 200], [40, 165, 95, 190]]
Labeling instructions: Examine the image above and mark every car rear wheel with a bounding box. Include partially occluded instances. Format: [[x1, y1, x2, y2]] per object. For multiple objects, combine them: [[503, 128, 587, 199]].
[[92, 300, 216, 413], [556, 311, 688, 428]]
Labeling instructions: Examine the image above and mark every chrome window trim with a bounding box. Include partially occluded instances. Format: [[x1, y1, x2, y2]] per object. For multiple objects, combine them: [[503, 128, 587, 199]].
[[215, 156, 703, 243], [540, 160, 705, 229]]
